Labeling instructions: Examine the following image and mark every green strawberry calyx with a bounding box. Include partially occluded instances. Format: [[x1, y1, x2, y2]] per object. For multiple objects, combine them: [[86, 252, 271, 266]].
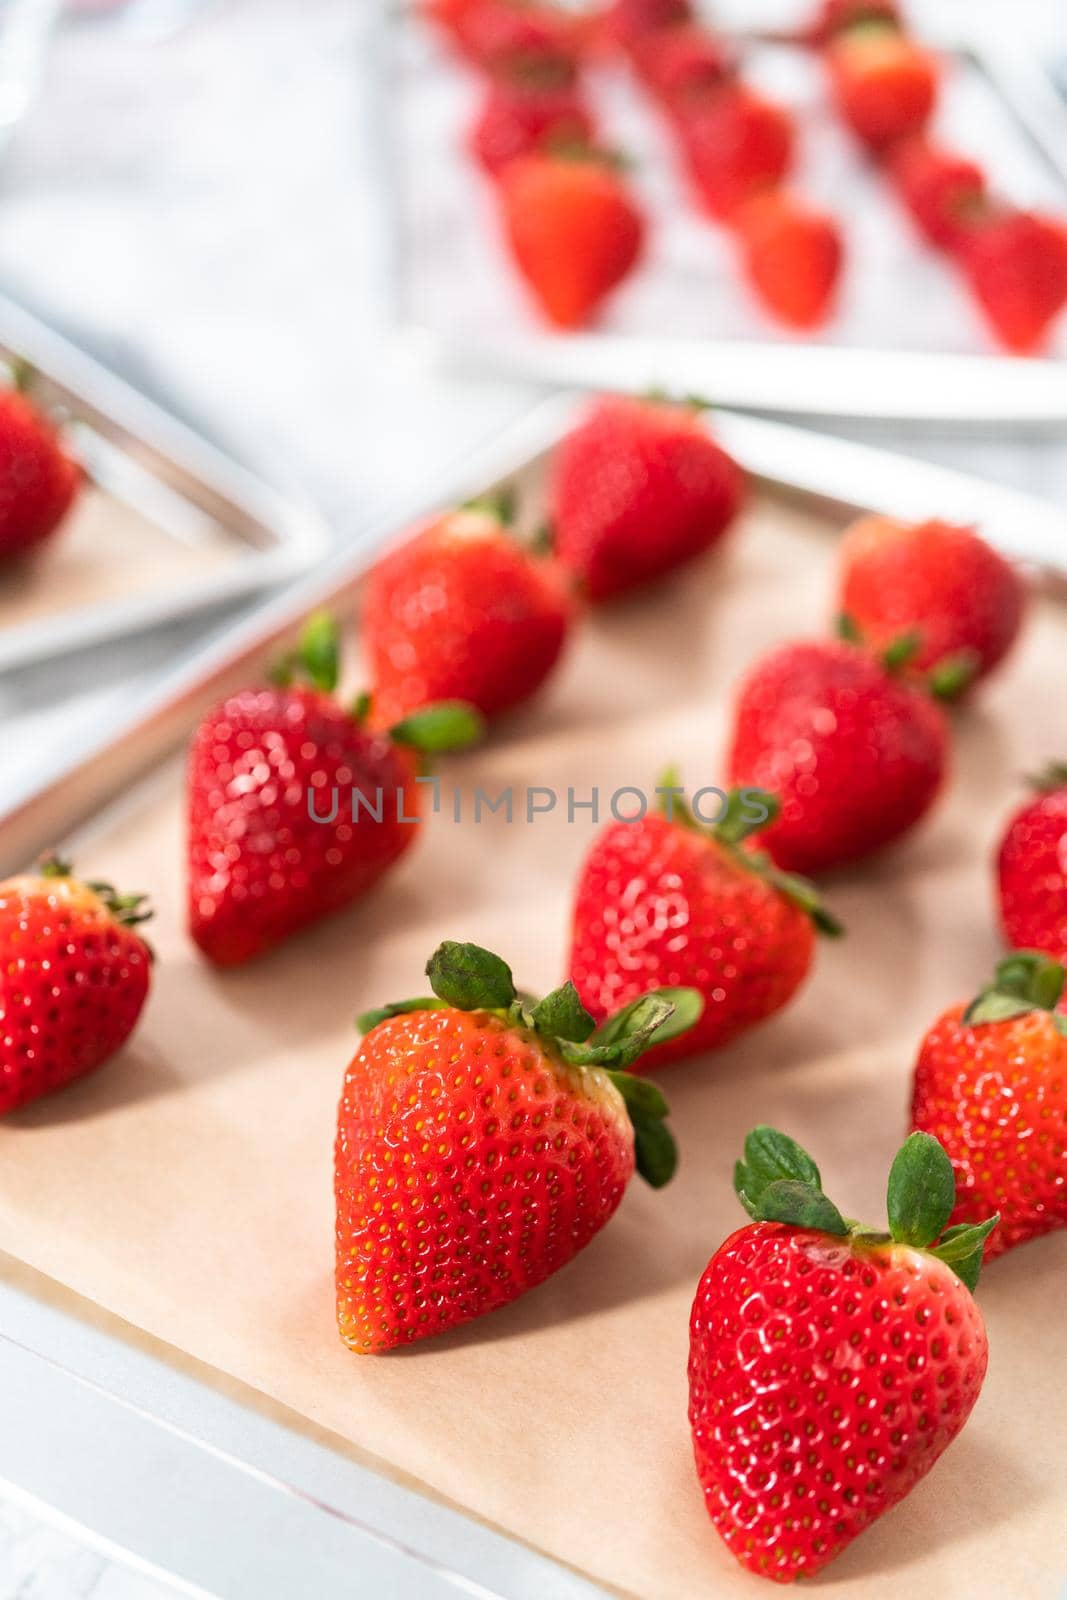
[[734, 1125, 999, 1292], [656, 770, 843, 937], [836, 614, 978, 701], [267, 612, 484, 755], [357, 939, 704, 1189], [1028, 761, 1067, 793], [963, 950, 1067, 1038], [39, 853, 154, 930]]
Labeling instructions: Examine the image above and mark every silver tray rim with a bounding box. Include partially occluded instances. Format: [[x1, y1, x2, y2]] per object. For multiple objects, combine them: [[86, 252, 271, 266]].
[[0, 296, 330, 674]]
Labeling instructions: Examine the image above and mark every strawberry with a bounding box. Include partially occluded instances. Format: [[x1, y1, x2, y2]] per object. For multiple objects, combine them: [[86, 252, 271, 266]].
[[837, 515, 1026, 698], [187, 614, 482, 966], [601, 0, 692, 55], [335, 940, 701, 1350], [733, 190, 844, 329], [469, 79, 594, 177], [690, 1126, 993, 1582], [631, 24, 735, 116], [958, 209, 1067, 354], [363, 503, 572, 723], [0, 373, 82, 560], [825, 26, 939, 152], [569, 787, 841, 1068], [996, 766, 1067, 963], [911, 951, 1067, 1258], [0, 857, 152, 1114], [498, 150, 646, 328], [887, 137, 987, 252], [726, 637, 949, 874], [549, 394, 745, 601], [677, 86, 795, 220]]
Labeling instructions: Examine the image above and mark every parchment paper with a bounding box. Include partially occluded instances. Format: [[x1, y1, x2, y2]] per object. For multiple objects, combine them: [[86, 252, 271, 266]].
[[0, 484, 237, 634], [1, 485, 1065, 1600]]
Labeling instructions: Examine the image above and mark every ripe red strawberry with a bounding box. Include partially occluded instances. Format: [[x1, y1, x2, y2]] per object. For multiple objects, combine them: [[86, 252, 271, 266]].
[[958, 209, 1067, 354], [887, 137, 987, 251], [677, 86, 794, 220], [825, 27, 939, 151], [0, 376, 82, 559], [734, 189, 844, 328], [911, 951, 1067, 1258], [996, 766, 1067, 962], [0, 857, 152, 1114], [336, 940, 700, 1350], [188, 614, 482, 966], [470, 79, 594, 176], [569, 787, 841, 1068], [498, 150, 645, 327], [631, 24, 735, 116], [549, 394, 745, 600], [601, 0, 692, 55], [363, 504, 572, 723], [837, 514, 1026, 698], [726, 638, 949, 874], [690, 1126, 993, 1581]]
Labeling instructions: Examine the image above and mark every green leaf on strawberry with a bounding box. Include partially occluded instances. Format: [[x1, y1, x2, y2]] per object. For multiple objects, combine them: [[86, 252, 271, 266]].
[[963, 949, 1067, 1036]]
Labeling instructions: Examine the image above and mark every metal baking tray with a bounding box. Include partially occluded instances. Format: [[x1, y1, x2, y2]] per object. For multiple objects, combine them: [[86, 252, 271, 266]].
[[1, 398, 1066, 1600], [0, 297, 328, 673], [375, 0, 1067, 423]]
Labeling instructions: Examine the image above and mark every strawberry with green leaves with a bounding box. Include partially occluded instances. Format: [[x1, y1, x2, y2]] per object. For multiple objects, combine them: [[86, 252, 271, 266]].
[[363, 501, 573, 724], [187, 614, 482, 967], [0, 857, 152, 1114], [997, 765, 1067, 963], [837, 513, 1027, 700], [690, 1126, 993, 1582], [726, 635, 949, 874], [912, 951, 1067, 1259], [569, 787, 841, 1067], [336, 941, 701, 1351], [498, 148, 646, 328]]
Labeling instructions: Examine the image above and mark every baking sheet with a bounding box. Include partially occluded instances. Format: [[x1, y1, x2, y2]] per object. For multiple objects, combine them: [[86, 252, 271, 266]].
[[388, 3, 1067, 418], [0, 458, 1065, 1599]]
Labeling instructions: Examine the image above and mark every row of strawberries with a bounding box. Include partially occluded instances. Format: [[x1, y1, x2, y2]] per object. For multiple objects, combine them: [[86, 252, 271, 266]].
[[2, 390, 1064, 1582], [428, 0, 1067, 351]]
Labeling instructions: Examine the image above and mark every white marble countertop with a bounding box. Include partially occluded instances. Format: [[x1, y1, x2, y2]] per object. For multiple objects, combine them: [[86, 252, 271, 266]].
[[0, 1, 1064, 1595]]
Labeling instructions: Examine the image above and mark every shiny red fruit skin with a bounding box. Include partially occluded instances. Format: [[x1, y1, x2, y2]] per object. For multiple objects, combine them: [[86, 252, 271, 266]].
[[959, 211, 1067, 354], [689, 1222, 988, 1583], [912, 1004, 1067, 1257], [735, 191, 844, 329], [550, 395, 745, 600], [601, 0, 692, 53], [569, 814, 815, 1067], [0, 391, 81, 558], [727, 640, 948, 874], [838, 516, 1026, 689], [678, 88, 794, 220], [500, 155, 645, 329], [363, 510, 571, 721], [826, 31, 938, 151], [887, 137, 986, 252], [470, 81, 593, 177], [808, 0, 901, 46], [631, 24, 734, 114], [335, 1007, 634, 1351], [997, 783, 1067, 962], [0, 877, 151, 1114], [187, 687, 416, 966]]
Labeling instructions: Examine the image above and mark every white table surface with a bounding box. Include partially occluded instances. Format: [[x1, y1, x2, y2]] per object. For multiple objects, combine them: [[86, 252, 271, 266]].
[[0, 1, 1064, 1596]]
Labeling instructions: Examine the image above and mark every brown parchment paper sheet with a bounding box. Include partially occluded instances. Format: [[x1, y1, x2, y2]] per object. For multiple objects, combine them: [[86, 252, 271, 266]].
[[1, 487, 1065, 1600], [0, 485, 238, 633]]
